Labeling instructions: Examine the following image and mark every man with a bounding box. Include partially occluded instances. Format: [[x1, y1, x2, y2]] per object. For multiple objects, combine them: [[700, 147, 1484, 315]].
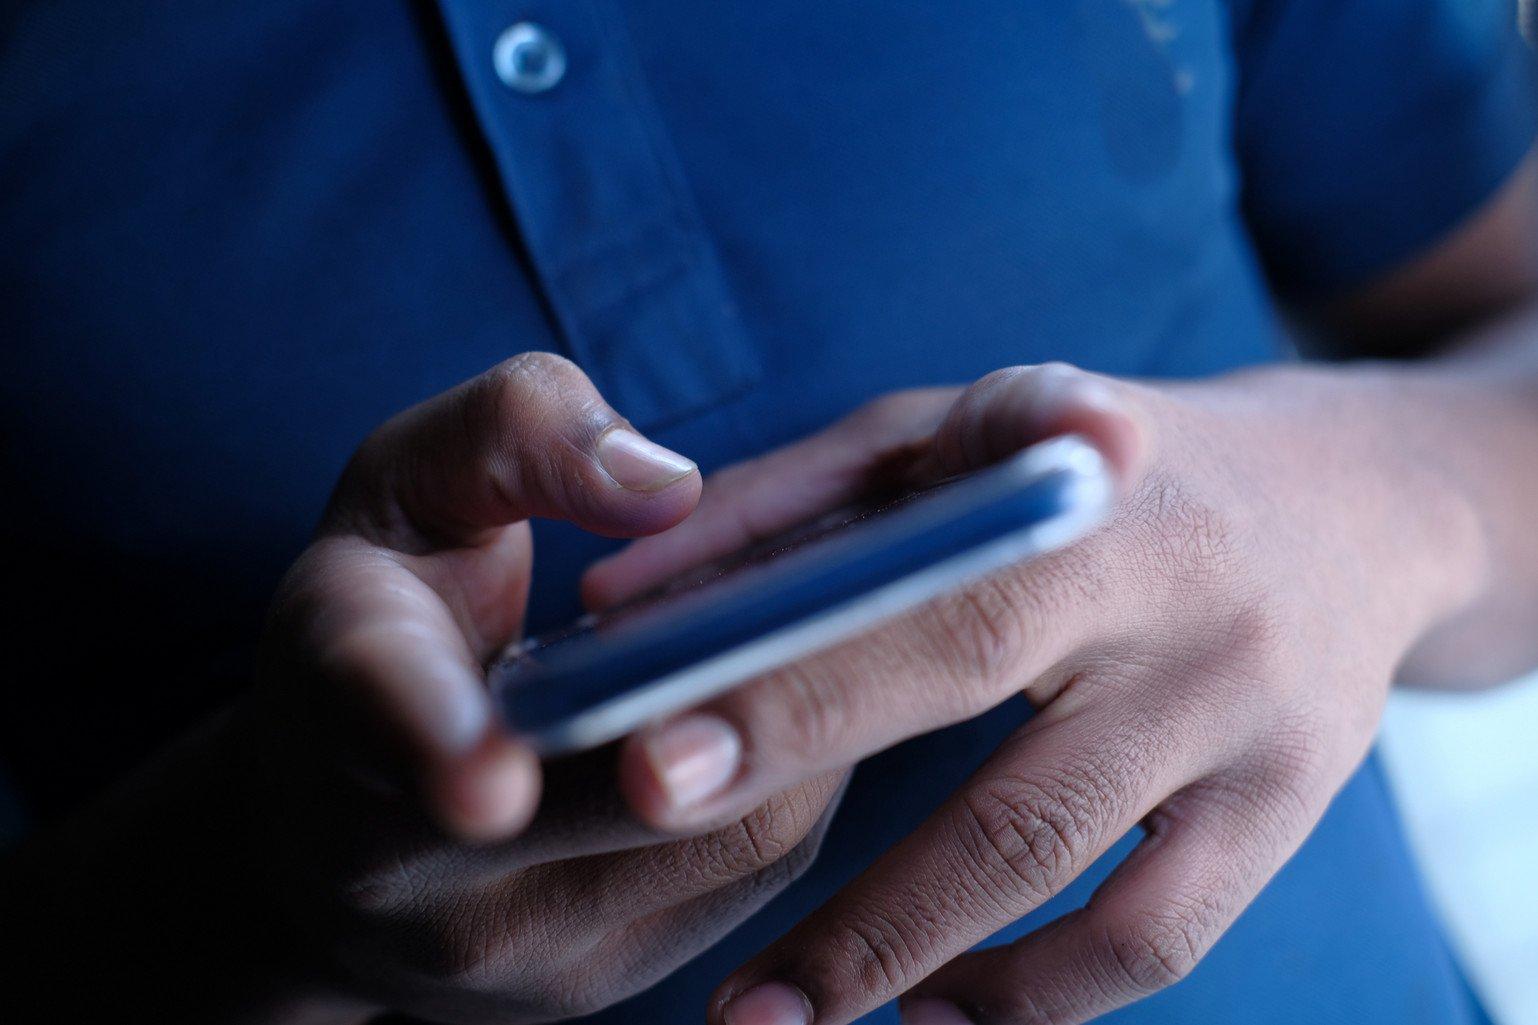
[[3, 1, 1537, 1023]]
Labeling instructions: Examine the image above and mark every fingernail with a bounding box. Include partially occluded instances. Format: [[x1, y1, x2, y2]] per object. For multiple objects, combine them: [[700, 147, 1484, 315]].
[[901, 997, 975, 1025], [597, 428, 697, 492], [723, 982, 812, 1025], [641, 713, 742, 811]]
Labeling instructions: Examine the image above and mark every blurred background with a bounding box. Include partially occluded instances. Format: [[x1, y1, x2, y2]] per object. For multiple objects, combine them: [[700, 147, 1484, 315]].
[[1382, 674, 1538, 1025], [1376, 7, 1538, 1024]]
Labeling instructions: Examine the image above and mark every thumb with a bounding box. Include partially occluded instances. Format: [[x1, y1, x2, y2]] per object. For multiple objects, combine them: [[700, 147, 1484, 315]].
[[326, 351, 702, 548]]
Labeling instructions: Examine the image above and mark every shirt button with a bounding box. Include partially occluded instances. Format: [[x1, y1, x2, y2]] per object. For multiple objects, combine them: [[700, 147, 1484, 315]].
[[493, 22, 567, 94]]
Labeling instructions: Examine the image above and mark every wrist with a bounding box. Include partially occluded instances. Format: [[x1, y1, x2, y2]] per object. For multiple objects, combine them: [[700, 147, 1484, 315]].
[[1178, 362, 1492, 657]]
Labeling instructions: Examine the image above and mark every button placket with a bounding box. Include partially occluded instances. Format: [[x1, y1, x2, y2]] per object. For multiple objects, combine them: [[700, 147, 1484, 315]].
[[435, 1, 760, 429]]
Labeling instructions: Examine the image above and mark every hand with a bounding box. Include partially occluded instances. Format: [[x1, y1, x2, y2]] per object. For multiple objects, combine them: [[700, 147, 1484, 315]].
[[585, 362, 1484, 1025], [248, 352, 852, 1023], [4, 353, 845, 1024]]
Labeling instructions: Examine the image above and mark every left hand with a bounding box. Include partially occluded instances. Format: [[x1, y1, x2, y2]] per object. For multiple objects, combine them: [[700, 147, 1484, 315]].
[[581, 362, 1486, 1025]]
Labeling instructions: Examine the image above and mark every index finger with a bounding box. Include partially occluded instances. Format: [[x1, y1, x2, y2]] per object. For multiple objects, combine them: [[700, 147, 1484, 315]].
[[581, 388, 956, 609], [326, 351, 702, 551]]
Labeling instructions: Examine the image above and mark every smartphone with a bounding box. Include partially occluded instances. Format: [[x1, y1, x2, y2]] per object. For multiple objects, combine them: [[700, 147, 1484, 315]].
[[490, 434, 1113, 754]]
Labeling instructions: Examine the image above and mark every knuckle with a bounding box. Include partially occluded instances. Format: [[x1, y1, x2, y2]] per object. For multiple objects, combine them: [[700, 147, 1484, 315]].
[[933, 367, 1030, 462], [925, 543, 1111, 706], [479, 352, 551, 420], [972, 364, 1037, 396], [1220, 597, 1287, 665], [738, 796, 799, 865], [489, 350, 578, 393], [462, 365, 532, 501], [688, 778, 837, 887], [931, 573, 1031, 695], [964, 361, 1092, 415], [958, 773, 1107, 903], [717, 794, 809, 875], [828, 903, 925, 997], [480, 351, 605, 440], [761, 661, 851, 761], [1200, 603, 1308, 724], [472, 353, 619, 518], [1102, 906, 1211, 994], [1216, 742, 1331, 839], [760, 781, 841, 884], [949, 365, 1033, 429]]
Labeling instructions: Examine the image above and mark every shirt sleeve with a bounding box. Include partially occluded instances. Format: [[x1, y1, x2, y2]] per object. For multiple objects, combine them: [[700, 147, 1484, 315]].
[[1232, 0, 1537, 298]]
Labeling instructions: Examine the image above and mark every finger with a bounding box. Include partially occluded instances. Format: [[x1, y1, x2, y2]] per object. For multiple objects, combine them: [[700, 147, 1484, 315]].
[[456, 753, 839, 875], [266, 536, 539, 841], [922, 363, 1149, 487], [588, 363, 1143, 609], [707, 694, 1225, 1025], [582, 388, 957, 609], [578, 771, 848, 920], [899, 768, 1320, 1025], [573, 778, 847, 1017], [616, 367, 1150, 831], [327, 351, 702, 549], [373, 770, 846, 922], [616, 530, 1114, 832], [455, 743, 683, 868]]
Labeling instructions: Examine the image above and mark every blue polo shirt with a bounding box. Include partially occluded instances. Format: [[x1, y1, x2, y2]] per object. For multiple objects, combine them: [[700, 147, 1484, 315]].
[[2, 2, 1532, 1022]]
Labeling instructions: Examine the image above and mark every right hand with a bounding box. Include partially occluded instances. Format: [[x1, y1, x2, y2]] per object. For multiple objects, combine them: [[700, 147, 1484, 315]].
[[244, 352, 844, 1022]]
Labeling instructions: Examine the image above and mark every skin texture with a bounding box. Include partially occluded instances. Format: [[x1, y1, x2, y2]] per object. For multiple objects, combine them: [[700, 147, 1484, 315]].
[[586, 357, 1518, 1025], [567, 162, 1538, 1025], [3, 155, 1535, 1025], [1, 353, 847, 1024]]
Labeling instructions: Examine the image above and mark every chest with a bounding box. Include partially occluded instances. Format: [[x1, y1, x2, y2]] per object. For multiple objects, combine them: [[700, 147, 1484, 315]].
[[2, 0, 1261, 582]]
